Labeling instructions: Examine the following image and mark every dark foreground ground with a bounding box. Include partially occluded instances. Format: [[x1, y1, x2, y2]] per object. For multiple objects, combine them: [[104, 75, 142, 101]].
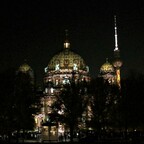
[[1, 139, 144, 144], [1, 133, 144, 144]]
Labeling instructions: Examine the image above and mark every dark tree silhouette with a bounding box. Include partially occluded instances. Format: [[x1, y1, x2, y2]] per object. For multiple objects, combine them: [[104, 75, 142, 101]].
[[89, 77, 120, 138], [0, 68, 16, 141], [51, 76, 89, 142], [120, 72, 144, 135], [0, 68, 40, 142], [14, 71, 39, 137]]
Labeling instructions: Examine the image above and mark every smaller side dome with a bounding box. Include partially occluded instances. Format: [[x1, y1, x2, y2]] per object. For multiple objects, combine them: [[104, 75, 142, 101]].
[[17, 62, 35, 85], [100, 58, 114, 74], [18, 63, 32, 73]]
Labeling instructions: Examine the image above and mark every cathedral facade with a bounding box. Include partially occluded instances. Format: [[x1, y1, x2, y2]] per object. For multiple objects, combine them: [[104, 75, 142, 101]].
[[35, 31, 91, 140]]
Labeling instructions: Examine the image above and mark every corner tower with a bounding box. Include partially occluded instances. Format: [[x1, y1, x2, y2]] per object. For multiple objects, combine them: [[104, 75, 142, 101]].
[[113, 16, 122, 88], [17, 60, 35, 85], [100, 58, 115, 84]]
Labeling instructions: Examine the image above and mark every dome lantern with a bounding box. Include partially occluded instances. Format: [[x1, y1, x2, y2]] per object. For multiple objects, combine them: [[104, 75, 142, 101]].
[[64, 29, 70, 49]]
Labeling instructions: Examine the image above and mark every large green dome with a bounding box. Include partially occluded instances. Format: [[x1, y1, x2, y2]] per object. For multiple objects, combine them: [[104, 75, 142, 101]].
[[48, 49, 87, 71]]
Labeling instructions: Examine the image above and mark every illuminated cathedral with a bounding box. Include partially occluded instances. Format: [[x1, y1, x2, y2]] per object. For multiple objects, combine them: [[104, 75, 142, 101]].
[[18, 16, 122, 141], [34, 30, 91, 140]]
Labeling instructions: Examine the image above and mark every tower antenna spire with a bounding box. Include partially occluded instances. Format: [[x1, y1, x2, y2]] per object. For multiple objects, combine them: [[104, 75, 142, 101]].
[[114, 15, 118, 51]]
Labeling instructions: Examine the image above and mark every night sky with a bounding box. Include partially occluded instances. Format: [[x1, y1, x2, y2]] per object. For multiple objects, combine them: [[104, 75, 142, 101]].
[[1, 0, 144, 84]]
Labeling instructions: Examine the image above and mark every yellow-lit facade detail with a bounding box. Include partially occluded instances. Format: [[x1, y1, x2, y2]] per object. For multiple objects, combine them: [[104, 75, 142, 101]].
[[116, 69, 121, 88]]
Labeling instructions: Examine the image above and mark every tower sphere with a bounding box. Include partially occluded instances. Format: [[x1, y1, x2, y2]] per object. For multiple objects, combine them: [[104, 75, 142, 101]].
[[113, 59, 123, 68]]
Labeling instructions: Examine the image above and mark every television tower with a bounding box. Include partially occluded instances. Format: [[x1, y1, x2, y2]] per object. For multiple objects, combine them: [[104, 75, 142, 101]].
[[113, 16, 122, 89]]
